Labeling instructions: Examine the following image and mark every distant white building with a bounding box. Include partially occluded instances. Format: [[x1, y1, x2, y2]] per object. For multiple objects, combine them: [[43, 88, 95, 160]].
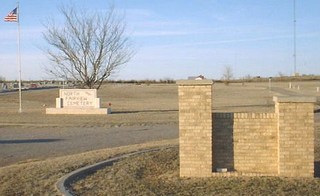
[[188, 75, 205, 80]]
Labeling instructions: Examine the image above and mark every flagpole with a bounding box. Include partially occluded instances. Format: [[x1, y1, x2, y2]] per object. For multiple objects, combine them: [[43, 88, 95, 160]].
[[17, 1, 22, 113]]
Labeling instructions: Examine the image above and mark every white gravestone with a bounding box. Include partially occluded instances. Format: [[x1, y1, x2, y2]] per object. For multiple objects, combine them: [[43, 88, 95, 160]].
[[46, 89, 111, 115]]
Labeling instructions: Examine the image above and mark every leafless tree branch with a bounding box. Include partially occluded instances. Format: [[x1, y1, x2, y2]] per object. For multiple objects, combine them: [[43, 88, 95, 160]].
[[43, 4, 134, 89]]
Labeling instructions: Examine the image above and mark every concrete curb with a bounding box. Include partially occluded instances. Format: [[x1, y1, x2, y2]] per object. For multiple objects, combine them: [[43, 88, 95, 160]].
[[55, 146, 176, 196]]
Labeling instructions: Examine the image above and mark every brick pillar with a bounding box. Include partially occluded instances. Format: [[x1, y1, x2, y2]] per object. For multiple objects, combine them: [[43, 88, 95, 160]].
[[274, 96, 316, 177], [177, 80, 213, 177]]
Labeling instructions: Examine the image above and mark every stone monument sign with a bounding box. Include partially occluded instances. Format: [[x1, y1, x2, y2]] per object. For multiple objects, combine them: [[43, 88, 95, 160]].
[[46, 89, 111, 115]]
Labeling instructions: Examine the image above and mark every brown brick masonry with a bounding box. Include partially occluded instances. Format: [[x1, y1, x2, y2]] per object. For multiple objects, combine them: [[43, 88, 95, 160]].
[[178, 80, 316, 178]]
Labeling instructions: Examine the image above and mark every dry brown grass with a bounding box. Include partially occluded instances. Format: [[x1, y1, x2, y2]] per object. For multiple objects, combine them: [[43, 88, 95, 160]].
[[0, 84, 179, 127], [0, 139, 178, 195], [1, 81, 319, 127], [72, 148, 320, 196]]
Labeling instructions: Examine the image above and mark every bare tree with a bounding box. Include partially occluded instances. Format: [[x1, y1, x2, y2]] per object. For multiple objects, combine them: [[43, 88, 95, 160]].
[[43, 5, 134, 89], [222, 65, 233, 84]]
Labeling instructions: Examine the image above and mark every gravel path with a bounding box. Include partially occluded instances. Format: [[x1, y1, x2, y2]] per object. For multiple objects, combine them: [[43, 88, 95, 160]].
[[0, 124, 178, 167]]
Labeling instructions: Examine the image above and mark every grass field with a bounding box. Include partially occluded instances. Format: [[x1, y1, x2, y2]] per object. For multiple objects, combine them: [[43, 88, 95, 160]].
[[0, 81, 319, 126], [0, 81, 320, 195], [0, 84, 179, 127]]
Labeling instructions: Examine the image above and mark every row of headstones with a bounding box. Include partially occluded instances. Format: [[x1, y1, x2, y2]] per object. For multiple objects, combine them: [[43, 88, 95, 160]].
[[288, 82, 320, 92]]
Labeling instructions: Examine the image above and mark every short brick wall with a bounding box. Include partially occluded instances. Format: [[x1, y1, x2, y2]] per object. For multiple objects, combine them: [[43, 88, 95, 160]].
[[213, 113, 278, 175], [178, 80, 316, 178]]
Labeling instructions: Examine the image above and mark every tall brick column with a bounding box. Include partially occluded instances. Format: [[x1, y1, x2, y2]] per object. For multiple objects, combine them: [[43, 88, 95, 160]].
[[177, 80, 213, 177], [274, 96, 316, 177]]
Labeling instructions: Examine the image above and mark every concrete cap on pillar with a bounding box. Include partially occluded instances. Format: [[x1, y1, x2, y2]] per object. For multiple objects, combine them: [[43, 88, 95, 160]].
[[176, 80, 214, 86], [273, 96, 317, 103]]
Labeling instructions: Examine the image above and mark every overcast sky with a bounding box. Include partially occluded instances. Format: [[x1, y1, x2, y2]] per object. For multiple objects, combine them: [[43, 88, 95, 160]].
[[0, 0, 319, 80]]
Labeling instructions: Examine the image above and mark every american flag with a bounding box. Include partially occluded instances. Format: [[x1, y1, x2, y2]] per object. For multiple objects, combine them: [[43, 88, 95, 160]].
[[4, 7, 18, 22]]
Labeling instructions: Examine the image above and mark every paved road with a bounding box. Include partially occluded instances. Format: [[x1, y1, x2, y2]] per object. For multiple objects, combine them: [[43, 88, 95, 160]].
[[0, 124, 178, 167]]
